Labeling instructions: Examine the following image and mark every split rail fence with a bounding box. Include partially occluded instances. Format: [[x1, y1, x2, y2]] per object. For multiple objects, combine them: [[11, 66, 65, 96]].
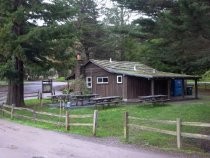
[[0, 104, 98, 136], [124, 112, 210, 149], [0, 92, 6, 105]]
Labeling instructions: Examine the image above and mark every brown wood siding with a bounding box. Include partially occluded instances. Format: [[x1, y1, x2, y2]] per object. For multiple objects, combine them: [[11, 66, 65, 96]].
[[85, 63, 169, 99], [127, 76, 151, 99], [85, 63, 123, 97]]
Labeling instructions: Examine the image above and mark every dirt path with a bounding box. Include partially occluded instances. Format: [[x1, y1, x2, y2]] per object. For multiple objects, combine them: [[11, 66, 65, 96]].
[[0, 119, 200, 158]]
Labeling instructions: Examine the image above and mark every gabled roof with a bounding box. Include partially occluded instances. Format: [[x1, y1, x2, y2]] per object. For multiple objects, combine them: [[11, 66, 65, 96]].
[[86, 59, 199, 79]]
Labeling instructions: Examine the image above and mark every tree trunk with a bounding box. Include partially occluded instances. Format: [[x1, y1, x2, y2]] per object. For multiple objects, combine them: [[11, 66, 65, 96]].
[[7, 57, 25, 107], [6, 0, 25, 107]]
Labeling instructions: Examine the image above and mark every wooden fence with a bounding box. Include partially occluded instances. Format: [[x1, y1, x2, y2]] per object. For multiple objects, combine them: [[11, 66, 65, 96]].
[[24, 91, 41, 99], [0, 91, 42, 106], [0, 104, 98, 136], [0, 92, 6, 105], [24, 91, 44, 106], [124, 112, 210, 149], [188, 82, 210, 90]]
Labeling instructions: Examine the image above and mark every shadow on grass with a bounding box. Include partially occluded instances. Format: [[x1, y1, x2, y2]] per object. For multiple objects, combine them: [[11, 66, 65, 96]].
[[137, 103, 171, 108], [95, 105, 123, 110]]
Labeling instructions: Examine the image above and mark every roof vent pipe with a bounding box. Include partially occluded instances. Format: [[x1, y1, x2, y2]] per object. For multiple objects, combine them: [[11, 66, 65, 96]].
[[110, 58, 112, 63], [153, 69, 156, 73], [134, 65, 137, 71]]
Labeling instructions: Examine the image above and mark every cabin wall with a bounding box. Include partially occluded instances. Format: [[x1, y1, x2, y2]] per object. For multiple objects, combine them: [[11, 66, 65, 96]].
[[85, 63, 169, 99], [85, 63, 123, 97]]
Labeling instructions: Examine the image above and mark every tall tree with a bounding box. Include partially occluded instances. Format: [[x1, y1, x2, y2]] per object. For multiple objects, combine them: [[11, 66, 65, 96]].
[[111, 0, 210, 75], [0, 0, 76, 106], [74, 0, 101, 60], [100, 2, 140, 61], [148, 0, 210, 74], [112, 0, 177, 17]]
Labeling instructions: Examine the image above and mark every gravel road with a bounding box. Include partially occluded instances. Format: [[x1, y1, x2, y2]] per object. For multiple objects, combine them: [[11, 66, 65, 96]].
[[0, 120, 206, 158]]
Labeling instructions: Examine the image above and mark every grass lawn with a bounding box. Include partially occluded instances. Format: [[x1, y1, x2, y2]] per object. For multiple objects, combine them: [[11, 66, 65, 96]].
[[55, 77, 66, 82], [1, 98, 210, 154], [0, 80, 7, 86]]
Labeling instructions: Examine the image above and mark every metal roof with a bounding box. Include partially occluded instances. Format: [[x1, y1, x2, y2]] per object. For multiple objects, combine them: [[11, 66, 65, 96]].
[[87, 59, 199, 79]]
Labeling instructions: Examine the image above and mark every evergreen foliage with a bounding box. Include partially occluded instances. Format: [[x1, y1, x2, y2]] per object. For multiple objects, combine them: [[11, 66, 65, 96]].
[[111, 0, 210, 75], [0, 0, 77, 106]]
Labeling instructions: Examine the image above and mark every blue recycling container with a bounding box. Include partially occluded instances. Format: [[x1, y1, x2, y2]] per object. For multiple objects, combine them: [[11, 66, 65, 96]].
[[171, 79, 183, 96]]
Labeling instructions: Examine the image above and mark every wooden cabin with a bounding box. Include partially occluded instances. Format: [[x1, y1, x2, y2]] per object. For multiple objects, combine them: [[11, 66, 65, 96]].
[[69, 59, 199, 101]]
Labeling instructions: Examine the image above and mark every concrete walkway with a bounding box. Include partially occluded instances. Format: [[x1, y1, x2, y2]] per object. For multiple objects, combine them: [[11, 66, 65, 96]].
[[0, 119, 199, 158]]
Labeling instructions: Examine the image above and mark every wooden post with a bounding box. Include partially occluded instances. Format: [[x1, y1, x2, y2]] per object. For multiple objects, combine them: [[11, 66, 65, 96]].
[[176, 118, 181, 149], [40, 92, 43, 106], [195, 79, 198, 99], [37, 91, 40, 99], [65, 111, 70, 131], [182, 79, 185, 98], [1, 103, 4, 116], [124, 112, 129, 141], [167, 79, 171, 99], [11, 104, 14, 119], [151, 79, 155, 95], [93, 110, 98, 136]]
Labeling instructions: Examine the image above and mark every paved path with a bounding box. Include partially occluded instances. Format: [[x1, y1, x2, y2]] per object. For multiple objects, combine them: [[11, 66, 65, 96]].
[[0, 120, 194, 158], [0, 81, 67, 103]]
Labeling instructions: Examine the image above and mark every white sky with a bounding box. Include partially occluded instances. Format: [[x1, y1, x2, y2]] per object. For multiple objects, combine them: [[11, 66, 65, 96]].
[[96, 0, 140, 23], [35, 0, 140, 25]]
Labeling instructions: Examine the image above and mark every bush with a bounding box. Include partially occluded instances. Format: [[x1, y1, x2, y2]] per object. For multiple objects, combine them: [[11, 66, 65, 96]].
[[63, 77, 90, 94], [202, 70, 210, 81]]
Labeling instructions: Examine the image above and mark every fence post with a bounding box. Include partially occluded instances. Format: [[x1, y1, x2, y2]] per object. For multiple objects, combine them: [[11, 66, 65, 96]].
[[176, 118, 181, 149], [11, 104, 14, 119], [38, 91, 40, 99], [124, 112, 129, 141], [93, 110, 98, 136], [65, 111, 70, 131], [1, 103, 4, 116], [40, 92, 43, 106]]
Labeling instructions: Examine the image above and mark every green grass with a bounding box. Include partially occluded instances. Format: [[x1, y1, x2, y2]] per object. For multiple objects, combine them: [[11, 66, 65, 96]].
[[55, 77, 66, 82], [0, 80, 7, 86], [1, 99, 210, 155]]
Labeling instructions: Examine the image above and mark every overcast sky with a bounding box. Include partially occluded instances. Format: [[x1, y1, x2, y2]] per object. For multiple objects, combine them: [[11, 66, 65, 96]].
[[35, 0, 140, 25]]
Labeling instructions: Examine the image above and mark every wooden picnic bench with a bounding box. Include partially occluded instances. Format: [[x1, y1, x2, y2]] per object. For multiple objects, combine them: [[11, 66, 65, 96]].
[[51, 93, 99, 106], [138, 95, 170, 104], [72, 94, 99, 106], [92, 96, 122, 108]]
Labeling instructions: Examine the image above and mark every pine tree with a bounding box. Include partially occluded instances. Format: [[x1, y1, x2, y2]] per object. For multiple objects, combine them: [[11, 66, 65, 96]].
[[74, 0, 101, 60], [0, 0, 76, 106], [153, 0, 210, 74], [112, 0, 176, 17]]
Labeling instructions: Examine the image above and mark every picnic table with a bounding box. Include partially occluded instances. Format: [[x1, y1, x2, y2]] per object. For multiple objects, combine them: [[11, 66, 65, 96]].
[[51, 94, 70, 102], [92, 96, 122, 107], [138, 95, 170, 103], [51, 93, 98, 106], [73, 94, 99, 106]]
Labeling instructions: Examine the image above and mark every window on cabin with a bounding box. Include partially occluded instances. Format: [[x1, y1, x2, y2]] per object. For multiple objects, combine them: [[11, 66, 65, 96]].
[[117, 75, 122, 83], [97, 77, 109, 84], [86, 77, 92, 88]]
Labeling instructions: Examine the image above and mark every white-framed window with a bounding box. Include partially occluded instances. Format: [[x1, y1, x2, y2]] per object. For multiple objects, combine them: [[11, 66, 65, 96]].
[[86, 77, 92, 88], [97, 77, 109, 84], [117, 75, 123, 83]]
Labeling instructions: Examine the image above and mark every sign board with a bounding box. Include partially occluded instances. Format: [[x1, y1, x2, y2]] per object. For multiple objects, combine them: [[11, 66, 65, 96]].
[[42, 79, 53, 93]]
